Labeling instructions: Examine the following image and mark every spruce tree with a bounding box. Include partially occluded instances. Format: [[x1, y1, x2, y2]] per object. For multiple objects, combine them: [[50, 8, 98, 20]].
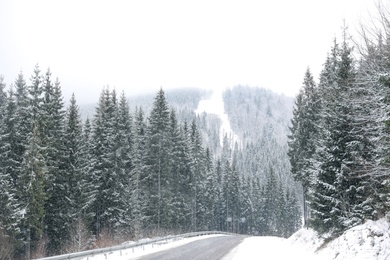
[[28, 65, 44, 131], [90, 88, 122, 237], [203, 148, 217, 231], [288, 68, 320, 226], [167, 109, 192, 231], [12, 72, 31, 187], [190, 119, 206, 231], [113, 91, 133, 235], [63, 94, 95, 251], [18, 124, 47, 257], [80, 117, 97, 233], [145, 88, 171, 230], [130, 107, 148, 236], [41, 71, 68, 255], [0, 82, 20, 249]]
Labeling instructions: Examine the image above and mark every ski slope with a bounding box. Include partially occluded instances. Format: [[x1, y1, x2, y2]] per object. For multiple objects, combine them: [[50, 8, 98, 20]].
[[195, 88, 240, 148]]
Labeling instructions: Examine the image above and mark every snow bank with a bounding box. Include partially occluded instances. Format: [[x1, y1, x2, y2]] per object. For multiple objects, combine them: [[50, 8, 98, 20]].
[[288, 218, 390, 260], [226, 236, 319, 260]]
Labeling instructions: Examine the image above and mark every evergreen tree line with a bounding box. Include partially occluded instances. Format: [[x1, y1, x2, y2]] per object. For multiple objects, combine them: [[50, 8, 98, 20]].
[[0, 65, 301, 259], [288, 23, 390, 235]]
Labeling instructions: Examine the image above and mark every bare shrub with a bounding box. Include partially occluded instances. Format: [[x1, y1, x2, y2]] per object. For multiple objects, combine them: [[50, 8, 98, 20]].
[[64, 217, 95, 253], [30, 234, 48, 259]]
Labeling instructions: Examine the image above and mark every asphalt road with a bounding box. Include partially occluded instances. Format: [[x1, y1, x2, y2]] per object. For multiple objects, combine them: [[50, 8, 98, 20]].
[[132, 235, 245, 260]]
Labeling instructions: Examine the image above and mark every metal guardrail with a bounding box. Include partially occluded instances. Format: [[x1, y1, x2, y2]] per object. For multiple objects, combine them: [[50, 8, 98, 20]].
[[36, 231, 234, 260]]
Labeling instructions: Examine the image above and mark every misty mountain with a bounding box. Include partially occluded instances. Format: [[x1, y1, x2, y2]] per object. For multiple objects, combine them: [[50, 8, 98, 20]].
[[79, 87, 212, 122], [79, 84, 297, 193]]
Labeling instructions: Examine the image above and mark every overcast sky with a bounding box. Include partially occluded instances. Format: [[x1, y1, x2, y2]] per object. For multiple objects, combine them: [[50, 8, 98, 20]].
[[0, 0, 377, 104]]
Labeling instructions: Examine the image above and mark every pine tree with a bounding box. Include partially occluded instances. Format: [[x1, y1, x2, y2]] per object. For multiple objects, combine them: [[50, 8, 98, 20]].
[[213, 159, 225, 231], [9, 71, 38, 257], [284, 189, 302, 237], [130, 107, 148, 236], [63, 94, 94, 251], [0, 75, 6, 117], [12, 72, 31, 187], [0, 81, 20, 248], [190, 119, 206, 231], [145, 88, 171, 230], [167, 109, 192, 231], [203, 148, 217, 230], [310, 40, 346, 233], [263, 167, 278, 235], [309, 36, 368, 233], [28, 65, 44, 131], [91, 88, 123, 237], [355, 22, 390, 219], [40, 71, 68, 255], [80, 117, 97, 234], [113, 91, 133, 235], [18, 124, 47, 257], [288, 68, 320, 226]]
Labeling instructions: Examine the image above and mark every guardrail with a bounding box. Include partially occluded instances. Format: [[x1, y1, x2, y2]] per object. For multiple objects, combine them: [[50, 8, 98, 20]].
[[36, 231, 234, 260]]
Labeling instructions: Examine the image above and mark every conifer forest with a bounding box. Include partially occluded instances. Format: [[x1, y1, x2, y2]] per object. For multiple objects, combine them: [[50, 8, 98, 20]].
[[288, 25, 390, 235], [0, 67, 300, 259], [2, 7, 390, 259]]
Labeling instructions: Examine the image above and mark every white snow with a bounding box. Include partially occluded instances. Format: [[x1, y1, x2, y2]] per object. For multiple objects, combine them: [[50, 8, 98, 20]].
[[225, 236, 318, 260], [228, 218, 390, 260], [195, 88, 240, 148], [289, 218, 390, 260]]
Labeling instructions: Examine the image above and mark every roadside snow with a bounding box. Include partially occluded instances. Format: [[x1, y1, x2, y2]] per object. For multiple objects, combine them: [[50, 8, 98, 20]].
[[289, 218, 390, 260], [225, 236, 319, 260], [228, 218, 390, 260]]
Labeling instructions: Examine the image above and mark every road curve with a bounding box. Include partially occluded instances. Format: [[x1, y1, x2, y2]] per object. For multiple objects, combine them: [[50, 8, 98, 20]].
[[132, 235, 245, 260]]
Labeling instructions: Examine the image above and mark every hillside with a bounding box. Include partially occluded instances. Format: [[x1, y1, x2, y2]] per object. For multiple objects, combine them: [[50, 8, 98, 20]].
[[223, 85, 294, 145], [289, 217, 390, 260]]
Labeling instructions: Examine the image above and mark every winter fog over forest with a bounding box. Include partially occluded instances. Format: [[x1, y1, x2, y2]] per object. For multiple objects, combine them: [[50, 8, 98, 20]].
[[1, 1, 390, 260]]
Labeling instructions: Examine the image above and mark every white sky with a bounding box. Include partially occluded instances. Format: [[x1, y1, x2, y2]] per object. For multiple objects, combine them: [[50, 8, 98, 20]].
[[0, 0, 377, 104]]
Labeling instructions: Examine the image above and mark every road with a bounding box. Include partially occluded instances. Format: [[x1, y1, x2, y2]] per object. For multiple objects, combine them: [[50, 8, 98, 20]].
[[131, 235, 245, 260]]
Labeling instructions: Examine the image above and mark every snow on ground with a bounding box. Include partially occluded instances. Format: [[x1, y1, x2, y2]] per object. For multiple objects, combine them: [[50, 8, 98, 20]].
[[225, 236, 318, 260], [289, 218, 390, 260], [80, 234, 224, 260], [229, 218, 390, 260]]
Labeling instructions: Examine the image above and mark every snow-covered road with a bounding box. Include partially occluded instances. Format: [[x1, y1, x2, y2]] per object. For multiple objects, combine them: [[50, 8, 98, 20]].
[[132, 235, 244, 260], [82, 235, 317, 260]]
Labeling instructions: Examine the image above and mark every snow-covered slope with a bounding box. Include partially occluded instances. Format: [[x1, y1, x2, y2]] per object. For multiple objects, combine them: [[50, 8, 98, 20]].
[[195, 88, 240, 148], [288, 218, 390, 260]]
